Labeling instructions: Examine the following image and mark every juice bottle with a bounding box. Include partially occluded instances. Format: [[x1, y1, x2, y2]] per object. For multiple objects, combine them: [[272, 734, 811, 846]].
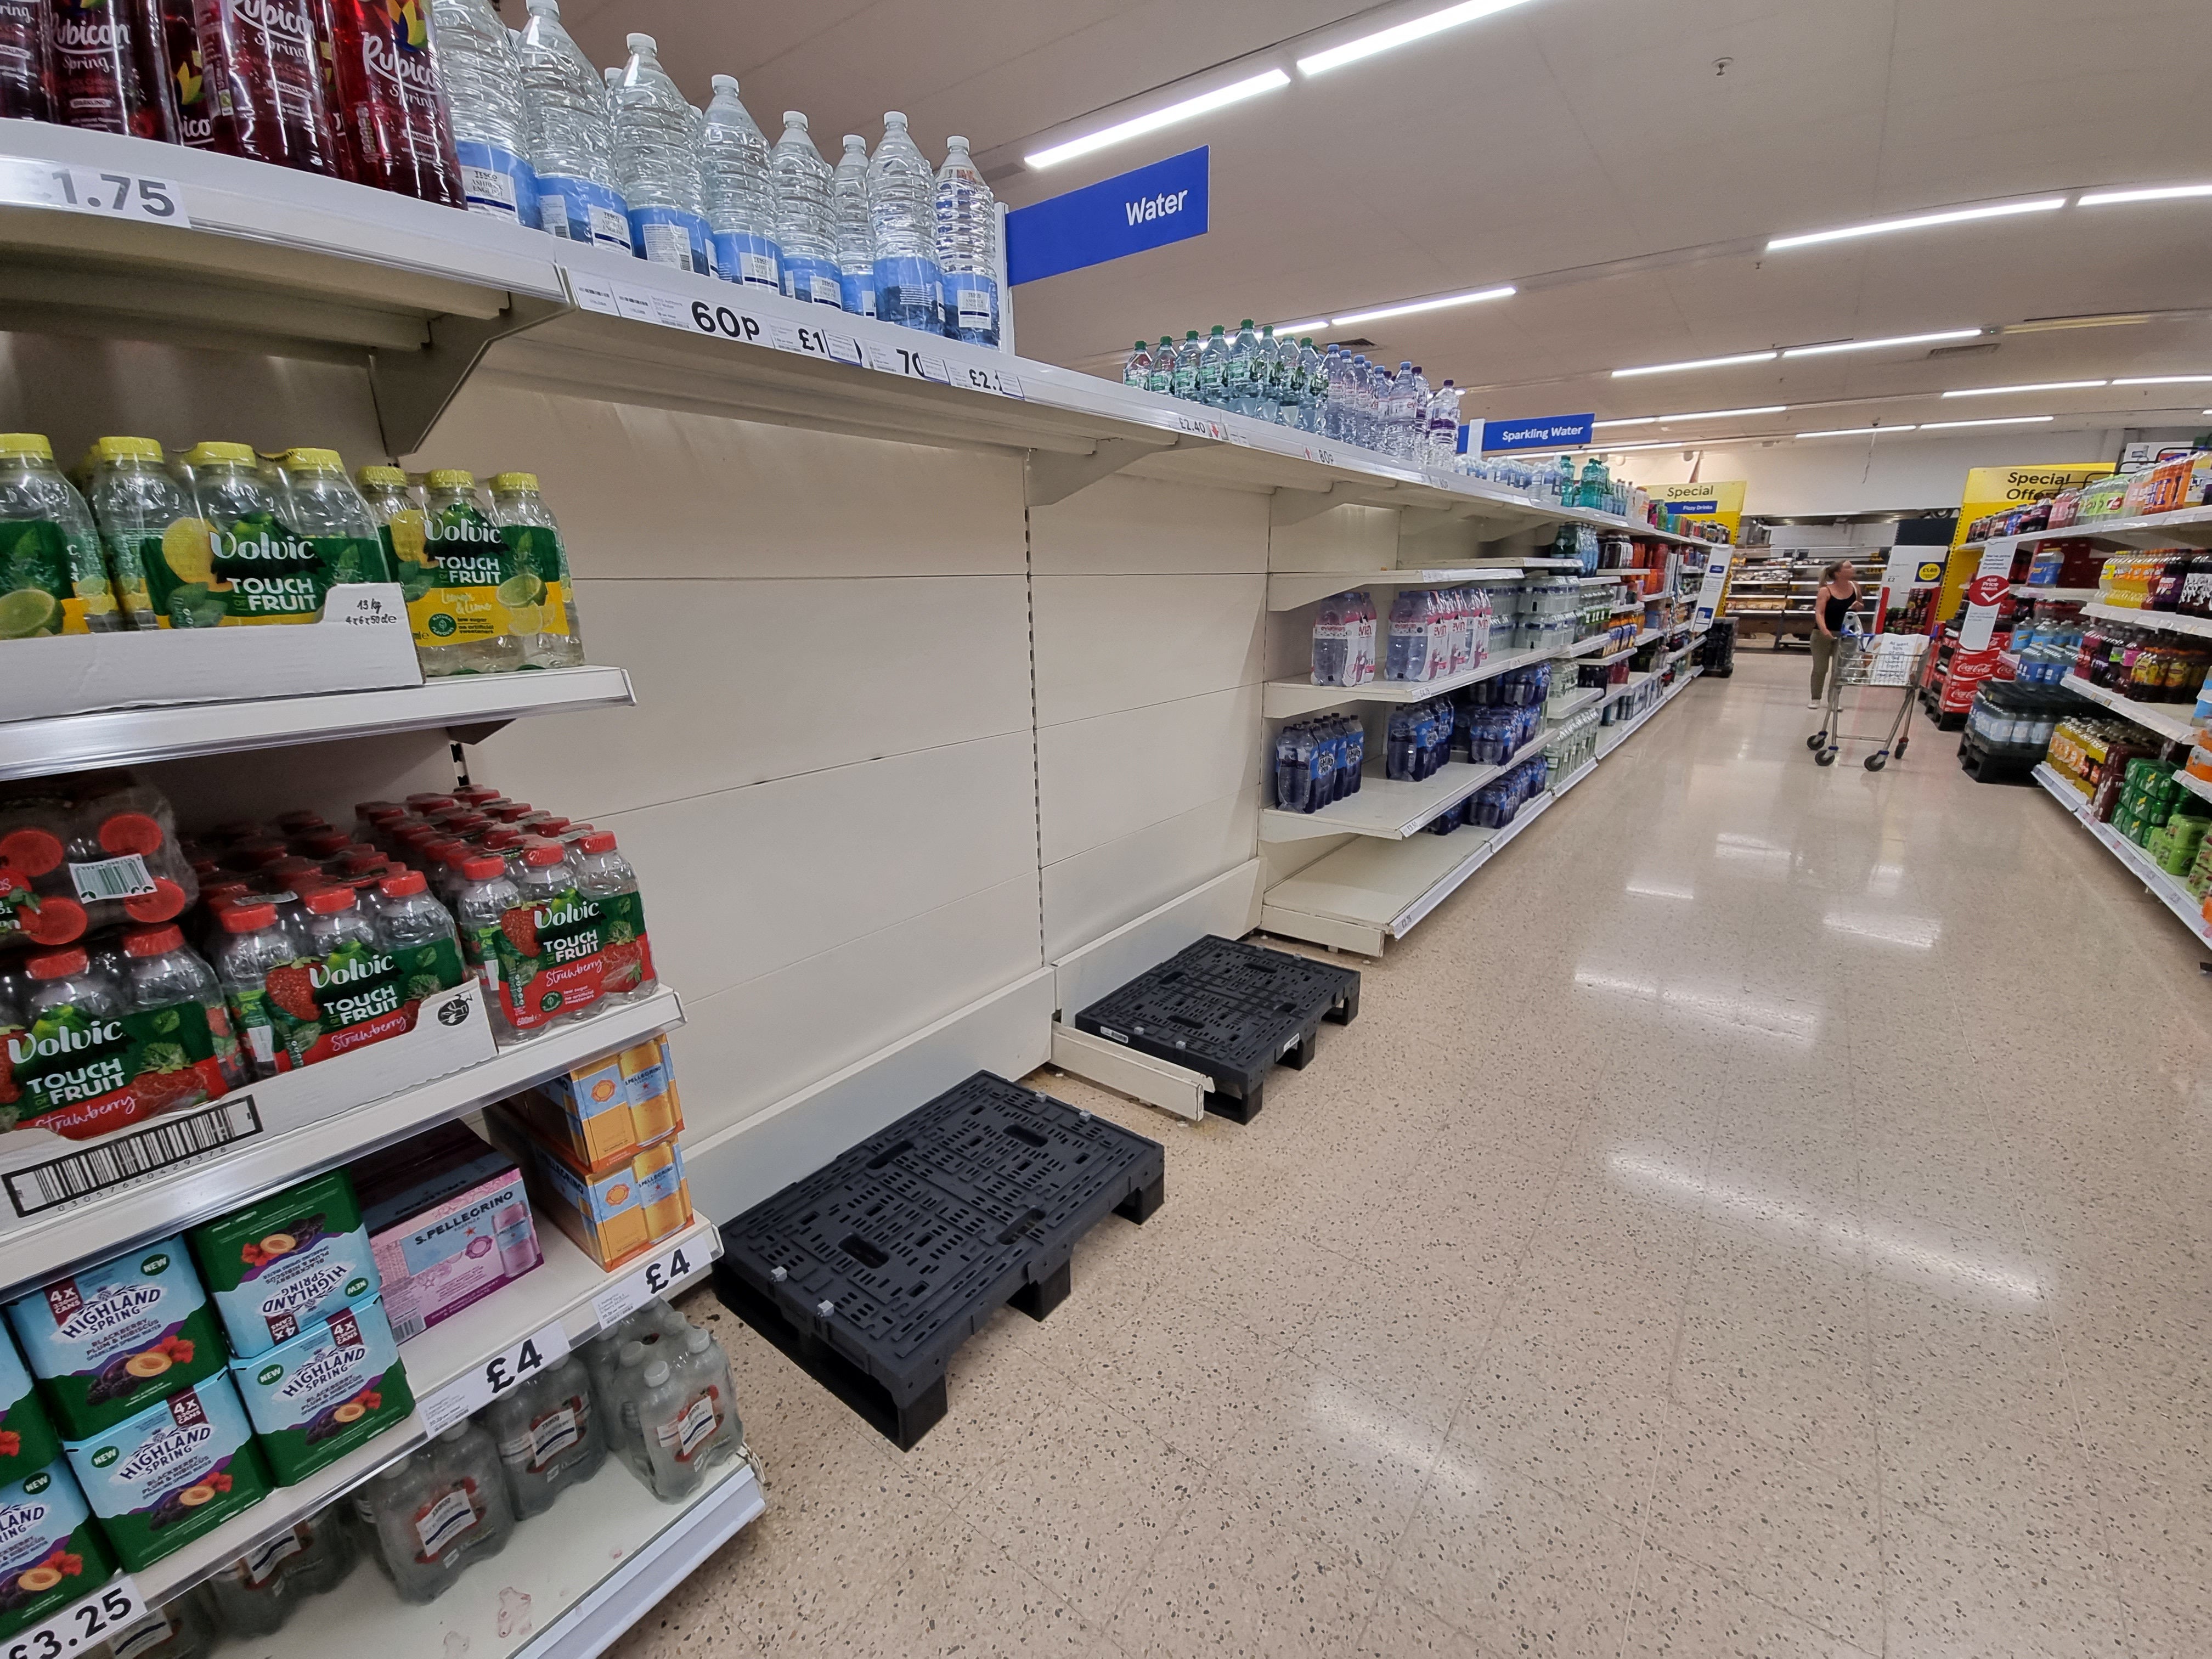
[[0, 0, 53, 119], [50, 0, 177, 140], [158, 0, 213, 145], [211, 901, 304, 1077], [487, 471, 584, 669], [372, 869, 464, 1005], [412, 470, 524, 675], [573, 832, 654, 1001], [194, 0, 343, 175], [325, 0, 463, 205], [174, 442, 347, 624], [84, 437, 184, 630], [123, 923, 249, 1091], [0, 433, 120, 637], [452, 854, 522, 1037]]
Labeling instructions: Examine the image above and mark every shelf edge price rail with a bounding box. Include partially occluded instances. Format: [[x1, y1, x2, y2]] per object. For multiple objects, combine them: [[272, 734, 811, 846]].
[[590, 1238, 706, 1329], [5, 1578, 145, 1659], [418, 1319, 573, 1436]]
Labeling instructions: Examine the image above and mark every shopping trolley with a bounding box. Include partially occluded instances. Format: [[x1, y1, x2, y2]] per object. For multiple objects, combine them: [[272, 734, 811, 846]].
[[1807, 623, 1928, 771]]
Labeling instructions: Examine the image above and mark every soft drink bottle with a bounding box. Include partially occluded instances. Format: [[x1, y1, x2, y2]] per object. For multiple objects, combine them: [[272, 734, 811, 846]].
[[124, 923, 249, 1090], [364, 1421, 514, 1602], [195, 0, 344, 174], [572, 831, 652, 1000], [1122, 340, 1149, 390], [326, 0, 465, 206], [156, 0, 213, 143], [50, 0, 177, 139], [0, 432, 120, 637], [483, 1351, 604, 1519], [0, 0, 53, 118], [487, 470, 582, 669]]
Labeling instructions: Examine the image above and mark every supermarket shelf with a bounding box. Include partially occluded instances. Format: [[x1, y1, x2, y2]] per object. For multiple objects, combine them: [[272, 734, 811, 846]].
[[1259, 730, 1551, 844], [221, 1452, 764, 1659], [2083, 601, 2212, 641], [1596, 673, 1696, 759], [2013, 586, 2102, 601], [1551, 757, 1600, 800], [0, 988, 685, 1297], [1970, 505, 2212, 554], [135, 1214, 721, 1606], [2180, 769, 2212, 808], [1586, 645, 1637, 667], [1545, 686, 1605, 721], [1577, 574, 1626, 587], [0, 665, 636, 782], [1261, 646, 1556, 718], [2034, 764, 2212, 947], [2059, 673, 2199, 745], [1265, 567, 1529, 611], [1560, 634, 1620, 658], [1632, 628, 1661, 646]]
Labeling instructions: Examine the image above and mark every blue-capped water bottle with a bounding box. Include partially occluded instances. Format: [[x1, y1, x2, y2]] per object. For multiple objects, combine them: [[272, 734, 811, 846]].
[[770, 112, 842, 307], [868, 112, 940, 334], [515, 0, 628, 253], [700, 76, 781, 291], [831, 134, 877, 318], [934, 136, 999, 345], [611, 34, 712, 275], [430, 0, 540, 228]]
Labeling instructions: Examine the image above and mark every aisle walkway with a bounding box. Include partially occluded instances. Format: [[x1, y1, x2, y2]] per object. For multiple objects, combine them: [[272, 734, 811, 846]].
[[635, 653, 2212, 1659]]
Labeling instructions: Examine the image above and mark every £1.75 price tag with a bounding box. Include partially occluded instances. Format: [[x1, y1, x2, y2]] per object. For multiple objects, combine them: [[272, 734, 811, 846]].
[[589, 1237, 705, 1330], [3, 1577, 145, 1659], [419, 1319, 572, 1435], [0, 160, 187, 228]]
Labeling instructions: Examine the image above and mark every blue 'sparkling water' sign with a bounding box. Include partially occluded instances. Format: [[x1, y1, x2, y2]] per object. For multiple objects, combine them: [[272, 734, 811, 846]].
[[1006, 148, 1210, 285], [1480, 414, 1596, 453]]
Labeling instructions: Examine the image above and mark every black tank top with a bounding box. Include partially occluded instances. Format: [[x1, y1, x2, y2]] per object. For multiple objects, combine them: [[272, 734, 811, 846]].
[[1823, 585, 1858, 632]]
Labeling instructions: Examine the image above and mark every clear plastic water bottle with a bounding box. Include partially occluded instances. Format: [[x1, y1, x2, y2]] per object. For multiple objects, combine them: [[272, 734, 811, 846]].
[[1266, 328, 1297, 425], [868, 112, 939, 334], [1145, 336, 1175, 396], [1197, 324, 1229, 407], [611, 35, 711, 275], [0, 432, 119, 634], [1399, 365, 1430, 458], [1226, 320, 1260, 417], [1426, 379, 1462, 458], [123, 924, 249, 1091], [517, 0, 630, 253], [430, 0, 540, 228], [1312, 591, 1349, 686], [699, 76, 781, 291], [484, 1352, 605, 1519], [1171, 330, 1201, 400], [768, 111, 840, 307], [934, 136, 999, 345], [1122, 340, 1150, 389], [1301, 340, 1326, 434], [830, 134, 877, 317]]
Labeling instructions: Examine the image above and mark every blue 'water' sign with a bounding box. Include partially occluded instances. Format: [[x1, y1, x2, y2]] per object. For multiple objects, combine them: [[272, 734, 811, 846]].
[[1005, 147, 1210, 286], [1480, 413, 1596, 453]]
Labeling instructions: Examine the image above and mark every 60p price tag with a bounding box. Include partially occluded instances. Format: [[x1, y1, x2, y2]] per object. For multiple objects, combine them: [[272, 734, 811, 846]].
[[589, 1238, 704, 1330], [4, 1578, 144, 1659], [0, 161, 187, 227], [419, 1319, 571, 1435]]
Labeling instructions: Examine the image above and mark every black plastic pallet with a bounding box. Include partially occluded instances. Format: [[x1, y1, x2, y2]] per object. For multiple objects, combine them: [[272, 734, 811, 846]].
[[1957, 734, 2041, 785], [715, 1072, 1164, 1449], [1071, 934, 1359, 1123]]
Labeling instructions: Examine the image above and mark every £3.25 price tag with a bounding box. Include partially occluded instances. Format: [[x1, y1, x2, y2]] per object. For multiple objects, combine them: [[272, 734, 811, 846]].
[[4, 1576, 145, 1659], [419, 1319, 572, 1435], [0, 160, 187, 228], [589, 1237, 705, 1330]]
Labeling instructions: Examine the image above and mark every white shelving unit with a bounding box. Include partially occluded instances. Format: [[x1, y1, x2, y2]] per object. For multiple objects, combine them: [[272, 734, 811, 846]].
[[2034, 764, 2212, 947], [2083, 601, 2212, 641], [2013, 585, 2102, 601], [1966, 505, 2212, 554], [1258, 726, 1553, 845], [1262, 646, 1556, 718], [2059, 673, 2199, 744]]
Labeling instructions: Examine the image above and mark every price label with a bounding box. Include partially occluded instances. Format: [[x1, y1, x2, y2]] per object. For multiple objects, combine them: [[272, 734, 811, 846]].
[[567, 271, 621, 315], [589, 1238, 704, 1329], [866, 341, 948, 383], [330, 589, 404, 628], [0, 161, 187, 227], [682, 296, 767, 346], [768, 319, 859, 365], [419, 1319, 571, 1435], [949, 362, 1024, 400], [4, 1577, 144, 1659]]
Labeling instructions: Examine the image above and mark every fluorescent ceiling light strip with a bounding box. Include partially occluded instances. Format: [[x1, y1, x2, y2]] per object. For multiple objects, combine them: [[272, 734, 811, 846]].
[[1657, 405, 1786, 421], [1612, 351, 1776, 379], [1918, 415, 2055, 430], [1025, 69, 1290, 168], [2113, 375, 2212, 385], [1781, 330, 1983, 358], [1275, 318, 1331, 335], [2079, 184, 2212, 205], [1592, 417, 1657, 429], [1766, 197, 2065, 251], [1583, 438, 1737, 453], [1797, 426, 1914, 438], [1297, 0, 1539, 75], [1940, 380, 2106, 397], [1331, 285, 1515, 326]]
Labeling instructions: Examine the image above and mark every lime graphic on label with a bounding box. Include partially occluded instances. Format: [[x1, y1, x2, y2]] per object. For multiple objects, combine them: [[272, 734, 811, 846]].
[[496, 573, 543, 608], [162, 517, 217, 585], [0, 586, 58, 637]]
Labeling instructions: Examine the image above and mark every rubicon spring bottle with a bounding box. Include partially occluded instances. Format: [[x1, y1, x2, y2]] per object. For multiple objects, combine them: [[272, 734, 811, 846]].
[[867, 111, 938, 334], [933, 134, 997, 345], [0, 0, 53, 119], [516, 0, 629, 253], [699, 74, 779, 289], [159, 0, 213, 144], [768, 111, 839, 307], [830, 133, 876, 318], [50, 0, 178, 140], [195, 0, 343, 174], [611, 33, 710, 274], [326, 0, 464, 206], [430, 0, 538, 225]]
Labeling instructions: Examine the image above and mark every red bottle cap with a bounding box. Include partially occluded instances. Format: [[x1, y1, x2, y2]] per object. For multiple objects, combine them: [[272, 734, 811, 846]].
[[527, 817, 570, 836], [206, 819, 264, 844], [461, 856, 506, 881], [222, 903, 278, 932], [379, 870, 429, 899], [482, 828, 522, 851], [520, 840, 567, 868], [303, 887, 358, 915], [98, 812, 167, 856], [0, 827, 65, 876], [123, 925, 185, 957], [488, 803, 535, 823], [25, 947, 89, 979], [353, 799, 402, 818], [578, 832, 618, 854], [453, 786, 503, 807], [123, 877, 189, 924], [15, 896, 86, 945], [405, 794, 457, 811], [296, 830, 351, 857], [273, 811, 330, 834]]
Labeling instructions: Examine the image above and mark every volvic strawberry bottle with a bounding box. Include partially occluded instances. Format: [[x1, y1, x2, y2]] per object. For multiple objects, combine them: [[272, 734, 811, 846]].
[[195, 0, 341, 174], [48, 0, 178, 141], [0, 0, 55, 119], [326, 0, 461, 205]]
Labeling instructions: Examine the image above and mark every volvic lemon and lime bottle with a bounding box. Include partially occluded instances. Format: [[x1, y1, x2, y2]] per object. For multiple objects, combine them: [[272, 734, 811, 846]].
[[0, 433, 123, 637], [488, 471, 583, 669]]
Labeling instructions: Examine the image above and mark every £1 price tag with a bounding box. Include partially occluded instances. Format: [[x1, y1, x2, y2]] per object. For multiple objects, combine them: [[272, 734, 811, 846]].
[[3, 1576, 145, 1659], [0, 160, 188, 228], [589, 1237, 704, 1330], [419, 1319, 571, 1435]]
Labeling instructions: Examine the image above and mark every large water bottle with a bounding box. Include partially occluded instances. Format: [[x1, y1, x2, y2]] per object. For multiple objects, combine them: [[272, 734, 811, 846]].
[[611, 35, 710, 274], [868, 112, 940, 334], [1226, 321, 1260, 417], [516, 0, 629, 253], [831, 134, 877, 317], [770, 112, 841, 307], [1426, 380, 1462, 458], [1295, 337, 1323, 431], [431, 0, 541, 227], [935, 136, 1000, 345], [1384, 362, 1419, 457], [700, 76, 781, 291]]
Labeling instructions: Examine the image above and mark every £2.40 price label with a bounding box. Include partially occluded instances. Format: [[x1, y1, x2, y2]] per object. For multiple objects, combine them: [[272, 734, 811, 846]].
[[419, 1319, 572, 1434], [4, 1578, 144, 1659]]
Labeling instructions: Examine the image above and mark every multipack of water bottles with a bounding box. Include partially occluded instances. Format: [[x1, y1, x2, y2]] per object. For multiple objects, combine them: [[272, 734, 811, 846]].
[[1308, 592, 1379, 686], [1465, 659, 1553, 710], [1457, 701, 1545, 767], [1273, 716, 1366, 814], [1385, 699, 1455, 783], [1127, 331, 1463, 459], [1385, 588, 1493, 682]]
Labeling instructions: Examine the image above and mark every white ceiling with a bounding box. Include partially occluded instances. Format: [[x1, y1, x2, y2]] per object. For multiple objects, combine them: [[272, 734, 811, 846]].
[[557, 0, 2212, 453]]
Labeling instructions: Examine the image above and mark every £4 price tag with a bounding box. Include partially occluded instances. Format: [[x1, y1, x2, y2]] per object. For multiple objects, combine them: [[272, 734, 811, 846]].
[[419, 1319, 571, 1435], [4, 1577, 144, 1659], [590, 1238, 703, 1329], [0, 160, 188, 228]]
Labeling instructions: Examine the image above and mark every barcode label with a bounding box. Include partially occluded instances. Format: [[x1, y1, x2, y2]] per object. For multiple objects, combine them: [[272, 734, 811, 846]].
[[69, 854, 155, 902], [6, 1096, 262, 1216]]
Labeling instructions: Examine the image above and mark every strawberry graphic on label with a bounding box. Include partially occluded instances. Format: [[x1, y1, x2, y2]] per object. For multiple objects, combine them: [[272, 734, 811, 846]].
[[264, 963, 319, 1022], [500, 906, 539, 957]]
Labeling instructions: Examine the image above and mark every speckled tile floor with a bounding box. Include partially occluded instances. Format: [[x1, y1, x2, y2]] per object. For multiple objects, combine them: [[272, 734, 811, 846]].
[[625, 651, 2212, 1658]]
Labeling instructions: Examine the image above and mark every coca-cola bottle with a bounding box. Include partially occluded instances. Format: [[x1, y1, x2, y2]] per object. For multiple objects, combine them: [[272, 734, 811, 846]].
[[195, 0, 342, 174], [328, 0, 460, 204], [158, 0, 212, 144], [49, 0, 178, 139], [0, 0, 55, 119]]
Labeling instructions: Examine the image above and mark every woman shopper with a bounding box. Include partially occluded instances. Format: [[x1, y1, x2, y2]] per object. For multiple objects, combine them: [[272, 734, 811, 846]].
[[1809, 560, 1860, 707]]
